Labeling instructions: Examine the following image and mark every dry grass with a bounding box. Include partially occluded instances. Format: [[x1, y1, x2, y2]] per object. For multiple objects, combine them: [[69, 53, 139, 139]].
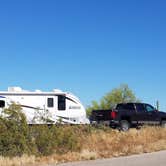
[[0, 127, 165, 166], [0, 155, 35, 166], [80, 149, 98, 160], [82, 127, 166, 158]]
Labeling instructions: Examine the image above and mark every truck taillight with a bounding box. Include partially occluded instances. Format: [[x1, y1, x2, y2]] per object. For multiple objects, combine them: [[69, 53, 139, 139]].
[[111, 111, 117, 119]]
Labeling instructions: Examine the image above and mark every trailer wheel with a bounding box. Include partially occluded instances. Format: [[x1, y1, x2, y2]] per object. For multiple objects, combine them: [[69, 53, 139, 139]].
[[120, 120, 130, 131], [161, 121, 166, 128]]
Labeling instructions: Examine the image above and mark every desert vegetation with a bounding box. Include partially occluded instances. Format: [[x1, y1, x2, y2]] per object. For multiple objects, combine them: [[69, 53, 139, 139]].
[[0, 84, 165, 166], [0, 112, 165, 166]]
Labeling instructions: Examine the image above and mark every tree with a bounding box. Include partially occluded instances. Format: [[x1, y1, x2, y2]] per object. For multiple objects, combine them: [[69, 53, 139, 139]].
[[86, 84, 139, 116]]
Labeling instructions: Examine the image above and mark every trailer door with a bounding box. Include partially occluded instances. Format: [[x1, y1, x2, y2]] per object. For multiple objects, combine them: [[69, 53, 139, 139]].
[[45, 96, 57, 122]]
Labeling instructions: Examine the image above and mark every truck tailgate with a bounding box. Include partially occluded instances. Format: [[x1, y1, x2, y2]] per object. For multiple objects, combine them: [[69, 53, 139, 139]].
[[90, 110, 113, 121]]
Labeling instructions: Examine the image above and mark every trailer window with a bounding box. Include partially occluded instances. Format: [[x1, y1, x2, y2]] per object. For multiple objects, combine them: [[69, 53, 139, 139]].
[[58, 95, 66, 110], [47, 98, 54, 108], [0, 100, 5, 108]]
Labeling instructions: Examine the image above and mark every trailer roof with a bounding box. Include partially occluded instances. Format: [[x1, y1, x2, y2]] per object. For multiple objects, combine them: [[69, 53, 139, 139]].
[[0, 91, 66, 95]]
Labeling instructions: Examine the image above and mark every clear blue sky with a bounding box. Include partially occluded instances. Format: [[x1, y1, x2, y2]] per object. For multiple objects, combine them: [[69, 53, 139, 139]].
[[0, 0, 166, 111]]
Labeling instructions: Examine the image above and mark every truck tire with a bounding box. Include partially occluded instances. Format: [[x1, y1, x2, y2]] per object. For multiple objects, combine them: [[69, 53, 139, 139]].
[[120, 120, 130, 131], [161, 121, 166, 128]]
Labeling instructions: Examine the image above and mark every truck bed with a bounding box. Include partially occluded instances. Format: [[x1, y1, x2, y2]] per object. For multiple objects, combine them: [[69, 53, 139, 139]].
[[90, 110, 113, 122]]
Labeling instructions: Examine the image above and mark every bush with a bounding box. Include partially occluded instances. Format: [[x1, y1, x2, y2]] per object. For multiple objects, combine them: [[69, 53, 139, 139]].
[[29, 125, 81, 156], [0, 104, 35, 157], [30, 125, 56, 156], [52, 126, 81, 154], [0, 104, 83, 157], [0, 103, 111, 157]]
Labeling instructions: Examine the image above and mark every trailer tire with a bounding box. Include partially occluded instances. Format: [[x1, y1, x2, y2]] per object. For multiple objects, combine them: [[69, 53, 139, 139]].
[[120, 120, 130, 131]]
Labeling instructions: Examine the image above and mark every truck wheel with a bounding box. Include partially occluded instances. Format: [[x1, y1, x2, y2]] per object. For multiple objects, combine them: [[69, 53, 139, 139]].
[[120, 120, 130, 131], [161, 121, 166, 128]]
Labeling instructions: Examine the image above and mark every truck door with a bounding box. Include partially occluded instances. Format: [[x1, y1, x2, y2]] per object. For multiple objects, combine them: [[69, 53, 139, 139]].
[[144, 104, 160, 125], [135, 103, 147, 124]]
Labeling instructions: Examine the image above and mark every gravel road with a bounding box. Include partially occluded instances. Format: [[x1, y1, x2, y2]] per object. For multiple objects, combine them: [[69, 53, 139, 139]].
[[57, 151, 166, 166]]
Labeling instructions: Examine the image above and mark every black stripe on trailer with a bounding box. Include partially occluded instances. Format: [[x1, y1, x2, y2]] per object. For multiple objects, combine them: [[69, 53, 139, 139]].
[[20, 105, 44, 110]]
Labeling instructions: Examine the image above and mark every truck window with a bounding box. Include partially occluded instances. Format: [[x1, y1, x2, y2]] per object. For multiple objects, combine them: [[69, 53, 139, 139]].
[[145, 104, 155, 112], [0, 100, 5, 108], [117, 103, 134, 110], [47, 98, 54, 108], [58, 95, 66, 110], [135, 104, 145, 112]]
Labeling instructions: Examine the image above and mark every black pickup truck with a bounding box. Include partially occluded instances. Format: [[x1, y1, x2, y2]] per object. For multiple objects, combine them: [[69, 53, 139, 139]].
[[90, 103, 166, 131]]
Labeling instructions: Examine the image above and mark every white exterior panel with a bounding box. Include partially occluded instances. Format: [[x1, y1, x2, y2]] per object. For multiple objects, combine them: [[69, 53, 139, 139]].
[[0, 87, 90, 124]]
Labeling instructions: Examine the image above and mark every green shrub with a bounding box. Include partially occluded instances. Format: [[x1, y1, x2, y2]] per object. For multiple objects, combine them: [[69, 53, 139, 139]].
[[0, 104, 83, 157], [29, 125, 81, 155], [51, 126, 81, 154], [0, 104, 35, 157], [30, 125, 56, 156], [0, 103, 112, 157]]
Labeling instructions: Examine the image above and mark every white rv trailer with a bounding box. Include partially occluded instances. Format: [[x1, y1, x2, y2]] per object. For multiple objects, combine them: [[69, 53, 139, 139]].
[[0, 87, 90, 124]]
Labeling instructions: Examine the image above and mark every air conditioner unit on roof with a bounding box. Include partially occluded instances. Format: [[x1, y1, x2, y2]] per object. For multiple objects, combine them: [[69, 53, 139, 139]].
[[8, 87, 22, 92]]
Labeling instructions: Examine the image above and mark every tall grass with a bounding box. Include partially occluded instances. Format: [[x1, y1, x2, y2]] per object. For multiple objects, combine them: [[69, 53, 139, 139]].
[[81, 127, 166, 157], [0, 126, 165, 166]]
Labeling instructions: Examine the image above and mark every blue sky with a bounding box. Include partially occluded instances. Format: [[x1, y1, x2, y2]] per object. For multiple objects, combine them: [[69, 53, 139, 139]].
[[0, 0, 166, 111]]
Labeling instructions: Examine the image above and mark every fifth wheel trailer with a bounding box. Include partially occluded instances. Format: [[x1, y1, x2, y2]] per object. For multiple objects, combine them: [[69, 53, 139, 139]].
[[0, 87, 90, 124]]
